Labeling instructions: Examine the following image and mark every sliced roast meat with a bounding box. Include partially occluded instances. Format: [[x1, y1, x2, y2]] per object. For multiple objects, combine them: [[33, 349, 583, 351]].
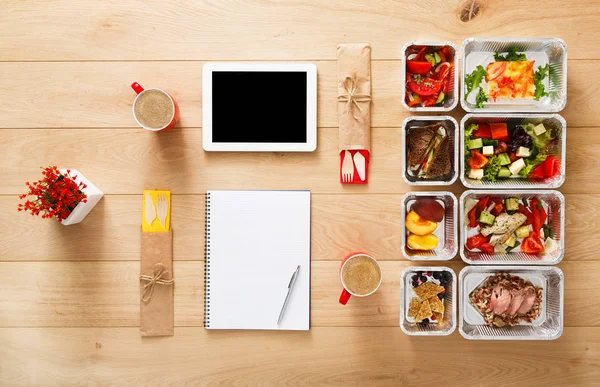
[[506, 288, 525, 315], [517, 287, 537, 315], [490, 285, 512, 315]]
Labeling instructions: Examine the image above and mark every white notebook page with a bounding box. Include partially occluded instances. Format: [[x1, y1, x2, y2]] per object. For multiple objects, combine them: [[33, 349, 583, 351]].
[[206, 190, 310, 330]]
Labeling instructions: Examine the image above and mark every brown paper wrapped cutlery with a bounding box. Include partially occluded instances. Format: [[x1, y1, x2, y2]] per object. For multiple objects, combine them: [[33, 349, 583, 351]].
[[140, 190, 174, 337], [140, 230, 174, 336], [337, 43, 372, 185], [337, 43, 372, 152]]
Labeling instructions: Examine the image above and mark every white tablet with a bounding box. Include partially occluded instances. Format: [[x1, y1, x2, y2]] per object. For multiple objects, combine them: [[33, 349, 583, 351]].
[[202, 63, 317, 152]]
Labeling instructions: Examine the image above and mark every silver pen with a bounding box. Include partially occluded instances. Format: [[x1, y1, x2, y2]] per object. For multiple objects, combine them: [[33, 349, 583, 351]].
[[277, 265, 301, 326]]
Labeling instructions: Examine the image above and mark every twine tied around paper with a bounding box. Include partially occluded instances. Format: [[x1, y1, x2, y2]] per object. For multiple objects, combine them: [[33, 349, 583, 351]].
[[140, 263, 174, 302], [337, 72, 371, 121]]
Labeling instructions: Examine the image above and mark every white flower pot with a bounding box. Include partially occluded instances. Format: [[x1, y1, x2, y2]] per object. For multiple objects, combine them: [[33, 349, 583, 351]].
[[59, 169, 104, 226]]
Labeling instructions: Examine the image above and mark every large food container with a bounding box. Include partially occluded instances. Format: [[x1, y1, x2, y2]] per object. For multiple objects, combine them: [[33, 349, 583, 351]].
[[460, 190, 564, 265], [459, 266, 563, 340], [460, 38, 567, 113], [401, 41, 459, 112], [460, 114, 566, 189], [400, 266, 457, 336], [401, 192, 457, 261], [402, 116, 459, 186]]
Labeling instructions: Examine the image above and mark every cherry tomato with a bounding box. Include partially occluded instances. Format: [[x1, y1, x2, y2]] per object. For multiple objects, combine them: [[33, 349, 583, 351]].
[[478, 243, 495, 255], [468, 151, 489, 170], [521, 233, 544, 254], [509, 152, 519, 162], [494, 141, 508, 154], [407, 61, 432, 75], [408, 78, 442, 97], [466, 234, 489, 250]]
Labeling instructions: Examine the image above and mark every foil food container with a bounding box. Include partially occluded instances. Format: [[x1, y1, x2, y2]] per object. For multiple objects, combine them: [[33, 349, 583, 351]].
[[400, 266, 457, 336], [460, 37, 567, 113], [401, 41, 459, 112], [459, 266, 563, 340], [402, 116, 459, 186], [460, 114, 566, 189], [460, 190, 565, 265], [401, 192, 458, 261]]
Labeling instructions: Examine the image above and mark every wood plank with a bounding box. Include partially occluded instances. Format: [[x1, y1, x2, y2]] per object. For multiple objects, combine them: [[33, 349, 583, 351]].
[[0, 0, 598, 61], [0, 60, 596, 129], [0, 261, 593, 327], [1, 195, 204, 261], [1, 193, 596, 262], [1, 327, 599, 386], [0, 261, 204, 328], [0, 126, 595, 194], [0, 127, 459, 195]]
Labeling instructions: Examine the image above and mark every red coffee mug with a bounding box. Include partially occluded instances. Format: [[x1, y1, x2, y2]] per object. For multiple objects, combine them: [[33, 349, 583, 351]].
[[339, 252, 382, 305], [131, 82, 180, 131]]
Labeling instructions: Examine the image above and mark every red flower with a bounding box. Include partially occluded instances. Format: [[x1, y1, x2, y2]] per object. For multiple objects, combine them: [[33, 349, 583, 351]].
[[17, 166, 88, 221]]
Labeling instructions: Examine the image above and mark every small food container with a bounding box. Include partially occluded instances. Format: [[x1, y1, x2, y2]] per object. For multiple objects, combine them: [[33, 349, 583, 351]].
[[400, 266, 457, 336], [460, 114, 566, 189], [401, 41, 459, 112], [459, 266, 563, 340], [402, 116, 459, 186], [401, 192, 458, 261], [460, 190, 564, 265], [461, 37, 567, 113]]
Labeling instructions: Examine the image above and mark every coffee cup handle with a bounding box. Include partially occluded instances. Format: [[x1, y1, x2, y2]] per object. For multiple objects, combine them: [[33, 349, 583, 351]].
[[339, 288, 351, 305], [131, 82, 144, 94]]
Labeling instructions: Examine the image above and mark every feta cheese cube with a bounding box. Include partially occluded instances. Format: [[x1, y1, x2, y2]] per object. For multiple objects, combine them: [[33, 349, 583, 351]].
[[533, 123, 547, 136], [516, 146, 531, 158], [468, 168, 484, 179], [508, 158, 526, 175], [482, 145, 494, 156]]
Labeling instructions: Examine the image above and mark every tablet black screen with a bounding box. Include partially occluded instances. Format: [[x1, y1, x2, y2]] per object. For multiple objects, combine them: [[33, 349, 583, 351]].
[[211, 71, 307, 143]]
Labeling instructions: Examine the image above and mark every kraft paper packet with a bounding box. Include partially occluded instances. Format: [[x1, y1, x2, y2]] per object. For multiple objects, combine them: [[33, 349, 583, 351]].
[[142, 190, 171, 232], [337, 43, 372, 152], [140, 230, 174, 337]]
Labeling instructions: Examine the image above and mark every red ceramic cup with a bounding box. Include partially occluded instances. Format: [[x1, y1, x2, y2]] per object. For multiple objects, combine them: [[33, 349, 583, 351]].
[[131, 82, 180, 131], [339, 252, 382, 305]]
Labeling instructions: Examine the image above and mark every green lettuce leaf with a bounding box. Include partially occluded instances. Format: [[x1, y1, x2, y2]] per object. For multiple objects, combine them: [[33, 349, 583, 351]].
[[494, 47, 527, 62], [484, 155, 501, 182], [522, 123, 553, 150], [533, 64, 550, 101], [465, 65, 487, 97]]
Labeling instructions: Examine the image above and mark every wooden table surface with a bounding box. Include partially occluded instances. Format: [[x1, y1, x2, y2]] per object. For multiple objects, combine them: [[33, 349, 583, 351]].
[[1, 1, 599, 385]]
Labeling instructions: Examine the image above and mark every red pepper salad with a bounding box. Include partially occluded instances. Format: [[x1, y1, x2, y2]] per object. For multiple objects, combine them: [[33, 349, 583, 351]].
[[464, 121, 560, 182], [405, 45, 454, 108], [465, 196, 557, 256]]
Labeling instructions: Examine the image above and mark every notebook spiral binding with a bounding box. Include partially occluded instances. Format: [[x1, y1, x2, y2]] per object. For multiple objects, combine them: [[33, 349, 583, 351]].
[[204, 192, 211, 328]]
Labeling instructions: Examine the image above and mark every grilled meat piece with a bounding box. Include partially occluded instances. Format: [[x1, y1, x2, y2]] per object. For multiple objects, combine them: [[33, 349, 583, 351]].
[[480, 213, 527, 237]]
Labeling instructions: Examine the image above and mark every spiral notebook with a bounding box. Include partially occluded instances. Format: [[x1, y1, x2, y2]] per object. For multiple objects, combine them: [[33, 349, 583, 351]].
[[205, 190, 311, 330]]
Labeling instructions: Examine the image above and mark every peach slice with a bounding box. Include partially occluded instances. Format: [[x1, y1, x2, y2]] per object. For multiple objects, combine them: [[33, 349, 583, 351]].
[[405, 210, 438, 236], [407, 233, 439, 251]]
